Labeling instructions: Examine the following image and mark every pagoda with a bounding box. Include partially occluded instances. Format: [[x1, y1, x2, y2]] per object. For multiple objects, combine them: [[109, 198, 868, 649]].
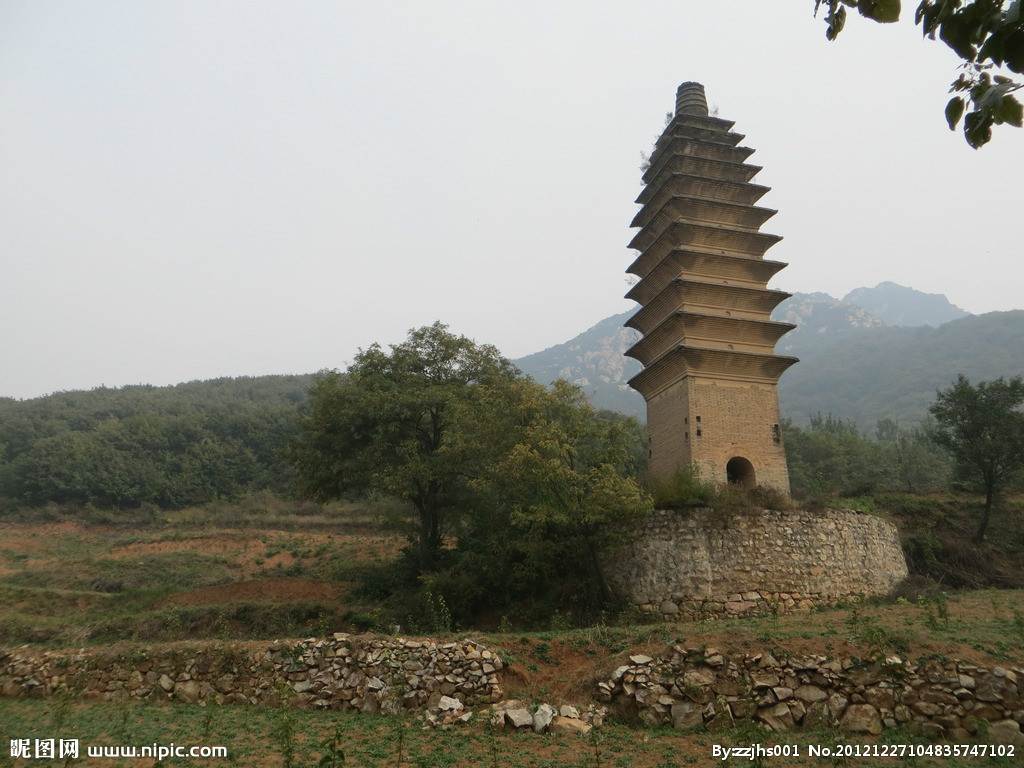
[[626, 82, 797, 493]]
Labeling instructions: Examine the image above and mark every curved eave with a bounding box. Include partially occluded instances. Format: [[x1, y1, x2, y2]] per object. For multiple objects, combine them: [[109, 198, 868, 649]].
[[628, 347, 799, 400], [626, 281, 792, 335], [670, 113, 737, 134], [630, 194, 778, 233], [643, 153, 763, 187], [627, 224, 782, 278], [624, 312, 797, 366], [644, 137, 756, 182], [636, 172, 770, 207], [625, 250, 789, 300]]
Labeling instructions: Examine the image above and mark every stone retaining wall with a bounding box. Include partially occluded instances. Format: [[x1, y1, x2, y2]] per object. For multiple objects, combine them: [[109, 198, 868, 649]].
[[596, 644, 1024, 747], [604, 508, 908, 616], [0, 635, 503, 713], [3, 635, 1023, 745]]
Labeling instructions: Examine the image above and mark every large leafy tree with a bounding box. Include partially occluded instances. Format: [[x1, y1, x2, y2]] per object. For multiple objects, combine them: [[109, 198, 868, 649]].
[[286, 322, 526, 570], [929, 374, 1024, 541], [815, 1, 1024, 147], [477, 380, 652, 606]]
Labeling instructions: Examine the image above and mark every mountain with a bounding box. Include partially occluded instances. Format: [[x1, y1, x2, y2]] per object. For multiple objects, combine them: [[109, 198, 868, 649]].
[[513, 285, 1022, 431], [842, 281, 970, 327], [514, 312, 644, 417], [778, 310, 1024, 430], [772, 291, 885, 355], [513, 289, 895, 420]]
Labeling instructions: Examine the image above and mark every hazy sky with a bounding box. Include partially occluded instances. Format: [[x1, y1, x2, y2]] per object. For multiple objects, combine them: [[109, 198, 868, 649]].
[[3, 1, 1022, 400]]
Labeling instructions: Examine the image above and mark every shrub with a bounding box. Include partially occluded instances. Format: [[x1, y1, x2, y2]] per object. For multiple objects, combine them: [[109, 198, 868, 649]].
[[650, 464, 714, 509]]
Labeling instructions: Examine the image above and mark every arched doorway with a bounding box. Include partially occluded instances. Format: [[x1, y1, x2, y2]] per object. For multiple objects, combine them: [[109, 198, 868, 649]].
[[726, 456, 756, 488]]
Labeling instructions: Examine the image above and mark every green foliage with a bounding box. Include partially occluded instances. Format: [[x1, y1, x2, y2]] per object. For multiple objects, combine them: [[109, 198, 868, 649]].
[[783, 413, 951, 501], [463, 379, 653, 614], [0, 375, 309, 511], [815, 0, 1024, 147], [286, 322, 528, 571], [930, 374, 1024, 541], [650, 463, 714, 509], [286, 324, 651, 625]]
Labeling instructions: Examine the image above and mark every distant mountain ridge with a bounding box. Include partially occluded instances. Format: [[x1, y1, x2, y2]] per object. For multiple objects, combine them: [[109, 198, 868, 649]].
[[842, 281, 969, 327], [513, 283, 1021, 430]]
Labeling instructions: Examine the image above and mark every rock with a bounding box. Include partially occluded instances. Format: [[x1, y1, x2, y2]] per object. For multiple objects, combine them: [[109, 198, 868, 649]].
[[173, 680, 201, 704], [976, 673, 1014, 702], [712, 679, 743, 697], [986, 720, 1024, 750], [159, 674, 175, 692], [840, 704, 882, 735], [911, 700, 943, 717], [629, 655, 654, 665], [505, 708, 533, 730], [827, 693, 849, 719], [750, 672, 779, 689], [794, 685, 828, 703], [437, 695, 463, 712], [533, 703, 556, 733], [682, 669, 716, 687], [559, 705, 580, 719], [864, 687, 896, 710], [802, 701, 831, 728], [550, 716, 592, 735], [758, 703, 794, 731], [670, 701, 703, 729], [659, 601, 680, 615]]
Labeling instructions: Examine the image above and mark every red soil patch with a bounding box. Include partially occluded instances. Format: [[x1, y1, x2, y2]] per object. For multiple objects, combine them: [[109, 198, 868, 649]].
[[160, 578, 345, 608]]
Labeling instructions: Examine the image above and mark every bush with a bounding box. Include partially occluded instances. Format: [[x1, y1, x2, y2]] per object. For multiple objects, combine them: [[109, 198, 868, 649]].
[[651, 464, 714, 509]]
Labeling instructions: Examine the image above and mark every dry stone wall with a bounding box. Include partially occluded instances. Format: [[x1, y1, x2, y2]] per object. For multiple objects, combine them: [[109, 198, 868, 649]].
[[0, 635, 503, 714], [3, 634, 1024, 746], [604, 508, 908, 616], [597, 644, 1024, 748]]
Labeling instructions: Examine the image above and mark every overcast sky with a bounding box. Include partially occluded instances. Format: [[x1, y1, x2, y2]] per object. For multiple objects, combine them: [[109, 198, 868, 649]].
[[3, 1, 1021, 400]]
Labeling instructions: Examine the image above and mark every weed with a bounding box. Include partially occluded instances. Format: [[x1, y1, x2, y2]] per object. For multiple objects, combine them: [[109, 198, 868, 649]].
[[529, 642, 557, 665], [273, 707, 297, 768], [317, 727, 346, 768]]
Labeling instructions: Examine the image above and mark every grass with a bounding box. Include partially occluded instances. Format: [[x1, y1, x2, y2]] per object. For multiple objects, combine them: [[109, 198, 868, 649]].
[[2, 496, 1024, 764], [0, 698, 1015, 768], [0, 499, 404, 647]]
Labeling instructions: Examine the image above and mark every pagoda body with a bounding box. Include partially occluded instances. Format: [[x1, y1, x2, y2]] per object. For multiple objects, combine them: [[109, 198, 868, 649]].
[[626, 82, 797, 493]]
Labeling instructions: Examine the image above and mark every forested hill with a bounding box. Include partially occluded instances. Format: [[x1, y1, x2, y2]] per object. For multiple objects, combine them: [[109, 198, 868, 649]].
[[779, 310, 1024, 430], [0, 375, 314, 509]]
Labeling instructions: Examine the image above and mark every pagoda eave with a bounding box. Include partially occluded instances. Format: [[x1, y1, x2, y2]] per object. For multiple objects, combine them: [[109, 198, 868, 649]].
[[624, 312, 797, 366], [627, 346, 799, 400]]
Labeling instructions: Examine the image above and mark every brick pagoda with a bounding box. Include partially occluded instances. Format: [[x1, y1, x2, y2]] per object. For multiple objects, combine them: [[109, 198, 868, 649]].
[[626, 82, 797, 493]]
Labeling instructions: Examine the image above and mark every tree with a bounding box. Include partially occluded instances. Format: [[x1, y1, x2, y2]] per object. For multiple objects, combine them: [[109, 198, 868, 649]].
[[874, 416, 952, 492], [783, 414, 897, 497], [929, 374, 1024, 541], [475, 380, 652, 608], [286, 322, 526, 571], [815, 1, 1024, 147]]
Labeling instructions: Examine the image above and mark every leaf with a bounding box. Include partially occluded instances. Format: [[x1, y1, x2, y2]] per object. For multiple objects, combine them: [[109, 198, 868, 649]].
[[963, 110, 993, 148], [1006, 30, 1024, 73], [826, 5, 847, 40], [945, 96, 965, 130], [859, 0, 901, 23], [992, 93, 1024, 127], [939, 19, 978, 61]]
